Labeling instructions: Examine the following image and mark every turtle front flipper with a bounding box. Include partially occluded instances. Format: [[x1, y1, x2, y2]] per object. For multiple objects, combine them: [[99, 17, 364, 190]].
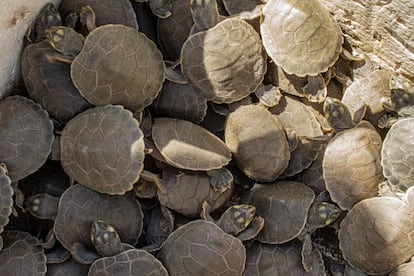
[[301, 232, 314, 271], [303, 74, 327, 103]]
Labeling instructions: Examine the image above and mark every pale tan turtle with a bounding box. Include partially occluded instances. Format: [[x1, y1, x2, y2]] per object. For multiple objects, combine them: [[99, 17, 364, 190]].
[[45, 7, 165, 111], [158, 205, 263, 275], [59, 0, 139, 30], [322, 97, 383, 210], [0, 96, 54, 182], [0, 231, 47, 275], [54, 184, 143, 264], [339, 196, 414, 275], [225, 104, 290, 182], [247, 181, 341, 271], [261, 0, 343, 78], [180, 0, 267, 103], [152, 117, 231, 171], [60, 105, 146, 195], [244, 240, 326, 275]]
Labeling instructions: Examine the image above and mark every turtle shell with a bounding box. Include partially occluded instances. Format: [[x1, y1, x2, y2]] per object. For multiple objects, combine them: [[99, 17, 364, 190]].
[[381, 118, 414, 191], [152, 117, 231, 171], [157, 220, 246, 275], [261, 0, 343, 77], [54, 184, 143, 263], [71, 24, 165, 111], [0, 165, 13, 249], [390, 262, 414, 276], [21, 40, 91, 123], [59, 0, 138, 30], [0, 231, 47, 275], [157, 166, 233, 217], [88, 249, 168, 276], [323, 121, 383, 210], [60, 105, 144, 195], [0, 96, 54, 181], [244, 240, 325, 275], [225, 104, 290, 182], [181, 17, 266, 103], [247, 181, 315, 244], [339, 197, 414, 275]]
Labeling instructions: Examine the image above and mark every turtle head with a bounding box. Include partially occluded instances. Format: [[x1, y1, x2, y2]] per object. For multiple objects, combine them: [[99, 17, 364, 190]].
[[27, 3, 62, 43], [45, 26, 84, 57], [308, 202, 341, 229], [217, 204, 256, 235], [323, 97, 356, 132], [91, 220, 122, 256], [190, 0, 220, 32], [382, 88, 414, 113]]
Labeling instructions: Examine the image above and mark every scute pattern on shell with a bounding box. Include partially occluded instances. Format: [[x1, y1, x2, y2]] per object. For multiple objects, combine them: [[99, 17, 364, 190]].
[[0, 231, 47, 275], [247, 181, 315, 244], [152, 118, 231, 171], [225, 105, 290, 182], [157, 220, 246, 276], [0, 166, 13, 239], [323, 121, 383, 210], [88, 249, 168, 276], [381, 118, 414, 190], [261, 0, 343, 77], [0, 96, 54, 181], [54, 185, 143, 258], [339, 197, 414, 275], [61, 105, 144, 195], [71, 24, 165, 111], [181, 18, 266, 103]]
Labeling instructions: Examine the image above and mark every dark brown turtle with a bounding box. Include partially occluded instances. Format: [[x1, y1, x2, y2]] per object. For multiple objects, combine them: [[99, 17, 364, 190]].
[[45, 8, 165, 111], [60, 105, 146, 195], [0, 231, 47, 275], [0, 96, 54, 182], [53, 184, 143, 264]]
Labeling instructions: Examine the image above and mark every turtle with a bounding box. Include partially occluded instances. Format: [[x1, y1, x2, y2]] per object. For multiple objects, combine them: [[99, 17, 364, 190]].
[[58, 0, 139, 30], [60, 105, 161, 195], [53, 184, 144, 264], [150, 80, 208, 124], [179, 0, 267, 104], [338, 196, 414, 275], [0, 164, 13, 251], [157, 0, 194, 60], [224, 104, 290, 182], [244, 240, 326, 276], [246, 181, 341, 271], [45, 6, 165, 111], [322, 97, 383, 210], [380, 86, 414, 191], [152, 117, 232, 171], [157, 204, 263, 275], [0, 231, 47, 275], [269, 95, 326, 178], [157, 165, 233, 217], [134, 0, 172, 18], [0, 96, 54, 182], [260, 0, 344, 102]]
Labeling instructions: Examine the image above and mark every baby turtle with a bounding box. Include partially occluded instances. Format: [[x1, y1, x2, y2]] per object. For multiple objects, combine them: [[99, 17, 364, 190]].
[[59, 0, 139, 30], [0, 164, 13, 251], [225, 104, 290, 182], [261, 0, 343, 77], [246, 181, 341, 271], [323, 97, 383, 210], [54, 184, 143, 264], [60, 105, 145, 195], [45, 10, 165, 111], [158, 204, 262, 275], [0, 96, 54, 182], [0, 231, 47, 275], [180, 0, 267, 103], [152, 117, 231, 171], [244, 240, 326, 275], [339, 196, 414, 275], [381, 88, 414, 191]]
